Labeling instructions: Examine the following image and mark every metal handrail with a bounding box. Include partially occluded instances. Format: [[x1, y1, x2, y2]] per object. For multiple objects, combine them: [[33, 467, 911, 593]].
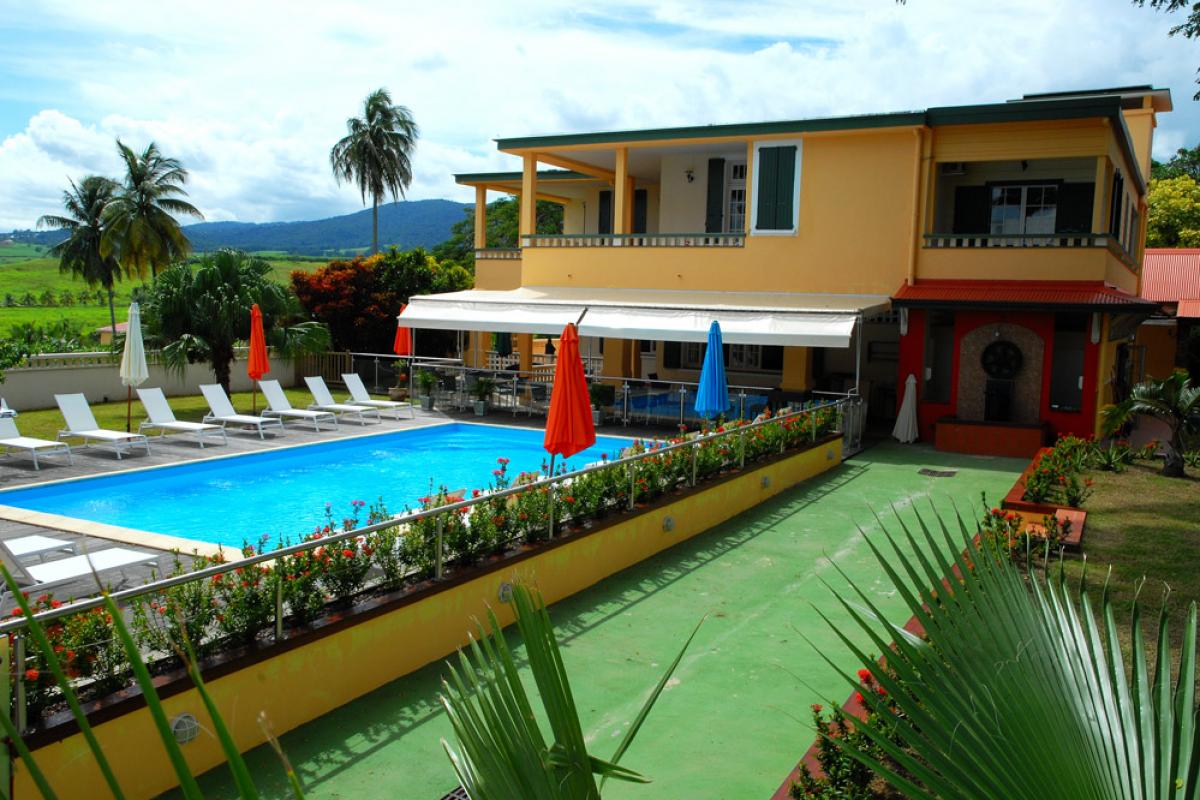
[[0, 401, 846, 635]]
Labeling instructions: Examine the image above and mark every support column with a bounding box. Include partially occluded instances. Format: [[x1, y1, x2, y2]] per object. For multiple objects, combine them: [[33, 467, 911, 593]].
[[474, 186, 487, 250], [1092, 157, 1110, 233], [517, 333, 534, 374], [520, 155, 538, 238], [781, 347, 813, 391], [614, 147, 630, 234]]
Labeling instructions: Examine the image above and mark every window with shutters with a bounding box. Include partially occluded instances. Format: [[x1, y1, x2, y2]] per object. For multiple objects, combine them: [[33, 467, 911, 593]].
[[677, 342, 780, 373], [726, 162, 747, 233], [752, 140, 801, 234]]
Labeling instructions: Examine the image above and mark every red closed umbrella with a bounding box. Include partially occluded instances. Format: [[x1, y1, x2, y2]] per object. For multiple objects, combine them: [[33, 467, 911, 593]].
[[247, 303, 270, 413], [543, 323, 595, 474], [394, 305, 412, 357]]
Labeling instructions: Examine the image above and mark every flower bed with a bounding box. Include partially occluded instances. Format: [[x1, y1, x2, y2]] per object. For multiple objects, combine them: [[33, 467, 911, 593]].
[[998, 434, 1096, 548], [10, 406, 840, 731]]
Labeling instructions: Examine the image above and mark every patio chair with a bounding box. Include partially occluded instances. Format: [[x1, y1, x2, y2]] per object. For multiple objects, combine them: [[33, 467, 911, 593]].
[[260, 380, 338, 431], [137, 387, 227, 448], [0, 417, 73, 471], [342, 373, 413, 420], [199, 384, 285, 440], [303, 376, 381, 425], [54, 393, 151, 460], [0, 540, 159, 601]]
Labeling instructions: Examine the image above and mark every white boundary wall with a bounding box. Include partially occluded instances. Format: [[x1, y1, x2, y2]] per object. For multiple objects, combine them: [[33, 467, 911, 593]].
[[0, 350, 295, 411]]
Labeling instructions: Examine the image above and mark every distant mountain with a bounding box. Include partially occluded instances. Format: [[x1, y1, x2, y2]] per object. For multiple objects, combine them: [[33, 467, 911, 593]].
[[6, 199, 471, 256]]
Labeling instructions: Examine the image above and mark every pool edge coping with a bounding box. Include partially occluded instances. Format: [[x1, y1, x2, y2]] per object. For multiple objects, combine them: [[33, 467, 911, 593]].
[[0, 418, 640, 556]]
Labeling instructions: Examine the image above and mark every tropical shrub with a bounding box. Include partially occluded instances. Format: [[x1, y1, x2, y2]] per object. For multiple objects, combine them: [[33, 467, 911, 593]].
[[315, 501, 373, 604], [1103, 373, 1200, 477]]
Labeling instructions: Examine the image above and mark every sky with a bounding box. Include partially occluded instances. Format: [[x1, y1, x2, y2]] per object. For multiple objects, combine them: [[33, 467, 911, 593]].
[[1, 0, 1199, 231]]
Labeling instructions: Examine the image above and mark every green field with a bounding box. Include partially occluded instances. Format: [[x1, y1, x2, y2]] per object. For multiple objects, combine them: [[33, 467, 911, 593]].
[[0, 253, 329, 337]]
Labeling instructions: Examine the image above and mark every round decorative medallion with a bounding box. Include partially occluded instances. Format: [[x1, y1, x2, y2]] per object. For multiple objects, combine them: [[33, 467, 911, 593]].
[[981, 340, 1023, 380]]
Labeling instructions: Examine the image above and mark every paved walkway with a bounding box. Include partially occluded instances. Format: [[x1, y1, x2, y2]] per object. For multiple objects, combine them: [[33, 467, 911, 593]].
[[170, 442, 1026, 800]]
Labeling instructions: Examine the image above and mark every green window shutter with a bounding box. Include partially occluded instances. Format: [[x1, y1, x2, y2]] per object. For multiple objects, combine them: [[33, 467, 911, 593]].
[[773, 146, 796, 229], [633, 189, 648, 234], [952, 186, 990, 234], [705, 158, 726, 233], [598, 190, 613, 234], [1056, 183, 1094, 234], [756, 147, 778, 230]]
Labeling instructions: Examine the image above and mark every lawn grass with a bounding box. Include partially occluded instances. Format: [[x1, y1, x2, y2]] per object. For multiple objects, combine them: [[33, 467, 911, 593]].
[[1060, 461, 1200, 689], [0, 243, 48, 261], [0, 254, 328, 335], [8, 387, 318, 441]]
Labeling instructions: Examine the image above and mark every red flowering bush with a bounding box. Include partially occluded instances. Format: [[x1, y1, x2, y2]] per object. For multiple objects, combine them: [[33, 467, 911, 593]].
[[316, 501, 373, 605], [212, 542, 275, 645], [133, 552, 220, 662]]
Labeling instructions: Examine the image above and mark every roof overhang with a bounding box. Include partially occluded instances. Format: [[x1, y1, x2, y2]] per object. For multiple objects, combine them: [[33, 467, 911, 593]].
[[1178, 299, 1200, 319], [401, 287, 890, 348], [892, 280, 1159, 313]]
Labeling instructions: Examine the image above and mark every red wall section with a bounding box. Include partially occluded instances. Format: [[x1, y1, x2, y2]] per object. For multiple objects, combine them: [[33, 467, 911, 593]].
[[896, 308, 1101, 444]]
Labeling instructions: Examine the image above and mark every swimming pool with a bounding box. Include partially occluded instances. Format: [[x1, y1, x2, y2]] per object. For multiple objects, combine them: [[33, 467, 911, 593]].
[[0, 423, 632, 549]]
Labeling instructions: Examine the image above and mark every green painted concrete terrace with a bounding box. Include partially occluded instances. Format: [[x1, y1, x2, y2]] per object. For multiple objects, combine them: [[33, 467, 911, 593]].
[[170, 442, 1025, 799]]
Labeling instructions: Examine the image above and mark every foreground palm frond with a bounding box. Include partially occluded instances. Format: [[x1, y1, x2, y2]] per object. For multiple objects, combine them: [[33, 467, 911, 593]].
[[439, 583, 702, 799], [818, 507, 1199, 800]]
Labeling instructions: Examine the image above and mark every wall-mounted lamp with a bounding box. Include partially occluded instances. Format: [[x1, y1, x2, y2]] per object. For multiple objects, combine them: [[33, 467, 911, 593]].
[[685, 168, 695, 183], [1020, 159, 1029, 171]]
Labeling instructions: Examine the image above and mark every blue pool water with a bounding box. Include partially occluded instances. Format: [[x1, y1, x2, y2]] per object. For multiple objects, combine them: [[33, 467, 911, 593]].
[[0, 424, 631, 549]]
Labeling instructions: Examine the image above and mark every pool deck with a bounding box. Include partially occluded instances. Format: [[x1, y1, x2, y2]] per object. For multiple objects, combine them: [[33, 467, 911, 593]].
[[166, 441, 1026, 800], [0, 408, 656, 607]]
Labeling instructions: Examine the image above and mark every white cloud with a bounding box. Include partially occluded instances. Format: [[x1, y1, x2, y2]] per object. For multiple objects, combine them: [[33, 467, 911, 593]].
[[0, 0, 1197, 230]]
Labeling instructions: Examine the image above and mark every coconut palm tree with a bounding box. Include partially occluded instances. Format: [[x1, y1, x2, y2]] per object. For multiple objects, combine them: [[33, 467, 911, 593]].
[[330, 88, 419, 255], [102, 140, 203, 279], [812, 507, 1199, 799], [37, 175, 125, 334], [142, 249, 330, 393], [1103, 372, 1200, 477]]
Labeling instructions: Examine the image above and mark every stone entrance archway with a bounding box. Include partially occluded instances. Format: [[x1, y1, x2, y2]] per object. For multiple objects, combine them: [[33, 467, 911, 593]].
[[955, 323, 1043, 423]]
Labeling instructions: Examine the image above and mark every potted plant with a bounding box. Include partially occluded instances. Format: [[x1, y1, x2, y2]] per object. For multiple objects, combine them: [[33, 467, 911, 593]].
[[416, 369, 438, 410], [588, 383, 615, 427], [472, 377, 496, 416], [388, 368, 410, 401]]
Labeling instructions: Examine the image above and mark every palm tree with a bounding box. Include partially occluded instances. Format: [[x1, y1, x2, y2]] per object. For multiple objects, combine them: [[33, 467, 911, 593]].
[[142, 249, 330, 392], [811, 507, 1198, 799], [330, 88, 419, 255], [37, 175, 125, 334], [1103, 372, 1200, 477], [102, 140, 203, 279]]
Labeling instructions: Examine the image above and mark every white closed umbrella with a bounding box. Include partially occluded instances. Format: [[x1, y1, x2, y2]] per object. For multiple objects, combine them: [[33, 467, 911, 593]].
[[119, 302, 149, 433], [892, 372, 919, 444]]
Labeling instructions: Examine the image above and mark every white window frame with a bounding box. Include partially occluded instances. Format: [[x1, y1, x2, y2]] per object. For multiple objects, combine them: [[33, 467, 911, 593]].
[[725, 161, 747, 234], [988, 183, 1058, 236], [750, 139, 803, 236]]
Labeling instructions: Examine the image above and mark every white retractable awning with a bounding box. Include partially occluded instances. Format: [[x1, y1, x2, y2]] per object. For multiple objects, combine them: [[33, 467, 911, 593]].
[[400, 286, 890, 349]]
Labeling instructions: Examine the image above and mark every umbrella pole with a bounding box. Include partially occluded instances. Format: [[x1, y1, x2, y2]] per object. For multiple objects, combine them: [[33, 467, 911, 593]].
[[126, 387, 132, 433], [252, 381, 257, 413]]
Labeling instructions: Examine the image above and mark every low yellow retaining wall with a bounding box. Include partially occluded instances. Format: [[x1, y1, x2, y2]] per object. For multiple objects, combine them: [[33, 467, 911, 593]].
[[15, 437, 842, 799]]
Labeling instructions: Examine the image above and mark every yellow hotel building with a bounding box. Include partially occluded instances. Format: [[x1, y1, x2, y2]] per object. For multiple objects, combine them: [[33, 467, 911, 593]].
[[403, 86, 1171, 457]]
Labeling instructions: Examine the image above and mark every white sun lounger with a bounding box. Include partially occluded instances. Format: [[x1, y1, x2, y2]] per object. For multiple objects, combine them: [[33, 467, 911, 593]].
[[303, 376, 381, 425], [0, 417, 73, 470], [342, 373, 412, 420], [0, 541, 158, 600], [137, 387, 227, 448], [55, 393, 150, 459], [6, 535, 75, 562], [260, 380, 338, 431], [199, 384, 285, 440]]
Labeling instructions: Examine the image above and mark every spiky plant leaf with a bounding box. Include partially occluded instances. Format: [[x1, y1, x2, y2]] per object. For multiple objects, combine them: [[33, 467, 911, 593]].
[[817, 506, 1200, 800]]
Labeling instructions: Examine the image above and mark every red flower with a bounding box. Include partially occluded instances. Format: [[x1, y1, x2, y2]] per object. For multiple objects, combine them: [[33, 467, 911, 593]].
[[342, 549, 354, 558], [24, 669, 38, 682], [49, 599, 62, 609], [9, 608, 22, 618], [857, 668, 873, 684], [811, 703, 823, 713], [853, 691, 864, 705]]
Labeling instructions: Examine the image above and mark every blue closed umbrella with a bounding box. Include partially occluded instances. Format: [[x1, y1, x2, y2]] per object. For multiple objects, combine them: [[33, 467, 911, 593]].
[[693, 321, 729, 420]]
